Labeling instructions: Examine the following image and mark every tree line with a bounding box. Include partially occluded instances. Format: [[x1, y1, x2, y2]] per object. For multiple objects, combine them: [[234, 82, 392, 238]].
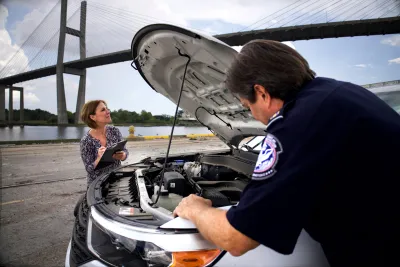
[[4, 108, 188, 125]]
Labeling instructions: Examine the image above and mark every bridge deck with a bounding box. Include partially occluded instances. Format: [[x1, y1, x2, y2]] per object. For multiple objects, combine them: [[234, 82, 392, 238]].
[[0, 16, 399, 85]]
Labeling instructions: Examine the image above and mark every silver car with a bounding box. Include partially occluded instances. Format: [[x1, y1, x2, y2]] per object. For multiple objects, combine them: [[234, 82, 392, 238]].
[[65, 23, 399, 267]]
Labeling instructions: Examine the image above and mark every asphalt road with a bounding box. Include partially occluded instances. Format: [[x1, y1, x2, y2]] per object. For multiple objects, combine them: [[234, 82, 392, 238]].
[[0, 138, 227, 267]]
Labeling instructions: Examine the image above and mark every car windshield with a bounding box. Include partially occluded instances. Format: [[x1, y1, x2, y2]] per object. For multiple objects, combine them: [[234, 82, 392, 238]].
[[239, 85, 400, 153]]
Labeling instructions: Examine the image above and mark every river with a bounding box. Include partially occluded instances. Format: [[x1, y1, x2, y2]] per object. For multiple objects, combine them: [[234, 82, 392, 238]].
[[0, 125, 211, 142]]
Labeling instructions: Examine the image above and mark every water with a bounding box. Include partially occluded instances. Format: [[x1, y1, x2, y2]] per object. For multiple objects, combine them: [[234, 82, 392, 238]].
[[0, 125, 211, 142]]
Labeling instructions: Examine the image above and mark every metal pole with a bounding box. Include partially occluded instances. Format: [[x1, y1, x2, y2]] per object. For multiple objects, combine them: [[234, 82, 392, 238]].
[[75, 1, 87, 124], [56, 0, 68, 125]]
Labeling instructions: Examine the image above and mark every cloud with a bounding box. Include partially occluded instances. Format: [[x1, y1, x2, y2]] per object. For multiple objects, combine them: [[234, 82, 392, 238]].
[[0, 4, 30, 78], [5, 90, 40, 109], [388, 57, 400, 65], [12, 74, 80, 113], [2, 0, 293, 67], [282, 41, 296, 50], [6, 0, 291, 58], [381, 35, 400, 47], [355, 64, 372, 68]]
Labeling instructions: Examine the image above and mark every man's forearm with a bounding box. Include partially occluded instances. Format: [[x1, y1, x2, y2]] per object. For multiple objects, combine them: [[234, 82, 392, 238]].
[[190, 207, 231, 249], [189, 206, 259, 256]]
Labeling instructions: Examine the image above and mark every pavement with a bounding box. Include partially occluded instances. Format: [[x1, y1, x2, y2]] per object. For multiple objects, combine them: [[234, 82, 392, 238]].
[[0, 138, 228, 267]]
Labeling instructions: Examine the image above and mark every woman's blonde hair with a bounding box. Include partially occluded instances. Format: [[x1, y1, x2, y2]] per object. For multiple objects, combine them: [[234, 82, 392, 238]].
[[80, 100, 107, 129]]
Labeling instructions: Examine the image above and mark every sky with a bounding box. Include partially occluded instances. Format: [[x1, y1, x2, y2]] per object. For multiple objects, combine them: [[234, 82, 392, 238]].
[[0, 0, 399, 116]]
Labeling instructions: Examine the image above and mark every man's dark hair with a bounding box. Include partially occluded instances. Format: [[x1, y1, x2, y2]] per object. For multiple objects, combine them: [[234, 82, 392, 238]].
[[226, 39, 316, 103]]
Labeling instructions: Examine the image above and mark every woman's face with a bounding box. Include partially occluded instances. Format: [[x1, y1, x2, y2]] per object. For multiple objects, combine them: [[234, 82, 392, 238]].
[[90, 102, 112, 126]]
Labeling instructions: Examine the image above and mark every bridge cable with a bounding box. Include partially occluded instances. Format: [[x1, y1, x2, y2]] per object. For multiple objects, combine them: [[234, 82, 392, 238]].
[[305, 0, 348, 24], [0, 0, 62, 76], [89, 2, 177, 26], [280, 0, 338, 27], [295, 0, 343, 25], [327, 0, 368, 22], [1, 0, 82, 78], [84, 9, 145, 56], [30, 3, 83, 69], [89, 5, 151, 31], [250, 0, 321, 30], [342, 0, 381, 21], [1, 0, 82, 77], [238, 0, 311, 32], [379, 1, 400, 18], [255, 0, 322, 30], [315, 0, 362, 23], [20, 3, 82, 73], [89, 4, 159, 25], [360, 0, 394, 20]]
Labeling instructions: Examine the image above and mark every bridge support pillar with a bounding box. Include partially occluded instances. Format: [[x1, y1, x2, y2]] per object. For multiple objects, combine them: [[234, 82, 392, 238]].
[[0, 85, 5, 123], [8, 86, 13, 125], [56, 0, 69, 125], [19, 87, 24, 126], [6, 86, 24, 127], [75, 1, 87, 124]]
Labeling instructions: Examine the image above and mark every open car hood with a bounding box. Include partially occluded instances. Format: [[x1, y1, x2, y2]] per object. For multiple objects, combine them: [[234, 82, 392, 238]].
[[131, 24, 267, 147]]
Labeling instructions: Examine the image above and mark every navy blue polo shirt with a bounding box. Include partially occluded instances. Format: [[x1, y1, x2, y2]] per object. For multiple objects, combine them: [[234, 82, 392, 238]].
[[226, 77, 400, 266]]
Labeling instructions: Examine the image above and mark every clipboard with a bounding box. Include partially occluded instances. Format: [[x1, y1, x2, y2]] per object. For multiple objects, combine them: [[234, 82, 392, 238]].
[[95, 140, 127, 170]]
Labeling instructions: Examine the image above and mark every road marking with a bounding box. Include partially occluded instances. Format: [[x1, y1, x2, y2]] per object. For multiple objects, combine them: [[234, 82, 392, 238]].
[[0, 199, 25, 206]]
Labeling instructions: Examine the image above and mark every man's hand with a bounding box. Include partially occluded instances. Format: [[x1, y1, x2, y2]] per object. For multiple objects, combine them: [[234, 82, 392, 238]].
[[173, 194, 212, 220], [173, 194, 259, 257]]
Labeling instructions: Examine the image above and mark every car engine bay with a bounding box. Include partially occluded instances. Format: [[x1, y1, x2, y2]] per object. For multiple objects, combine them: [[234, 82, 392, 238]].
[[97, 153, 251, 225]]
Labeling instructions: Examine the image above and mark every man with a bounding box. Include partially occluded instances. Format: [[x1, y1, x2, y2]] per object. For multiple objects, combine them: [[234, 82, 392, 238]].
[[173, 39, 400, 266]]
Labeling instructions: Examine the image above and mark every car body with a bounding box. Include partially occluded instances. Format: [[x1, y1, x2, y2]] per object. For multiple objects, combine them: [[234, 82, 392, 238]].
[[65, 23, 400, 267]]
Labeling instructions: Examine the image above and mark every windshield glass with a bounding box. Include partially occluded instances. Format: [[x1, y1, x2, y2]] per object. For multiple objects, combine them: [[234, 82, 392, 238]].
[[239, 85, 400, 152], [375, 89, 400, 114]]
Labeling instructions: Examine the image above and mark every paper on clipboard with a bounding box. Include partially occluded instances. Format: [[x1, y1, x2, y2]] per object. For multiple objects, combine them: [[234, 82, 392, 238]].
[[95, 140, 127, 170], [160, 205, 233, 229]]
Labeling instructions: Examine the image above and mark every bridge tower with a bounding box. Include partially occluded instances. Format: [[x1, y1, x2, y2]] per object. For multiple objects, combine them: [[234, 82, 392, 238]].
[[57, 0, 87, 124]]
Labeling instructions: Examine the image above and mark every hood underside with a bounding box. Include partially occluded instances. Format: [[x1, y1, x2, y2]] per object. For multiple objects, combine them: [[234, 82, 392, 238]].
[[131, 24, 267, 147]]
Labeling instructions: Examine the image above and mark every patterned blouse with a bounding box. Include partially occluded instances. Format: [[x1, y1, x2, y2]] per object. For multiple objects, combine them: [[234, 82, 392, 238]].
[[80, 125, 129, 185]]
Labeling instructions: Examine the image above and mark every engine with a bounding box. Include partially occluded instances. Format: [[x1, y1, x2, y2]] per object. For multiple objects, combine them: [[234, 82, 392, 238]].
[[142, 159, 247, 208], [102, 156, 249, 223]]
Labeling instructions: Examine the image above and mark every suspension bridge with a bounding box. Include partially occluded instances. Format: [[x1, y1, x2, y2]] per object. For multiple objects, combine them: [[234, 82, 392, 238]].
[[0, 0, 399, 125]]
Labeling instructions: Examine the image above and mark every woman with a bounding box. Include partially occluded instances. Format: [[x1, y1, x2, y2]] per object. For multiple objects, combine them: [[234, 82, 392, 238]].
[[79, 100, 129, 185]]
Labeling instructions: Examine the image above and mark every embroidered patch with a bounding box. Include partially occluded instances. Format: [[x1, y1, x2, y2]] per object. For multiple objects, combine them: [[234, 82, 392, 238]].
[[252, 133, 283, 180]]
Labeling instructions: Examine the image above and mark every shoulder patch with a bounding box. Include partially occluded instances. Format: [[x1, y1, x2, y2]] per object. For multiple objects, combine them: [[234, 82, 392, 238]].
[[252, 133, 283, 180]]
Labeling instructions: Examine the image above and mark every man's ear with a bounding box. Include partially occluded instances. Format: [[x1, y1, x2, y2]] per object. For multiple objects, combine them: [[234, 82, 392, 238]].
[[254, 84, 270, 103]]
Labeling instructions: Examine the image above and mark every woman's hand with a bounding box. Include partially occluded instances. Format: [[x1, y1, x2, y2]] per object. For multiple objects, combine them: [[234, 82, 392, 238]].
[[97, 146, 106, 159], [112, 151, 126, 161], [93, 146, 106, 168]]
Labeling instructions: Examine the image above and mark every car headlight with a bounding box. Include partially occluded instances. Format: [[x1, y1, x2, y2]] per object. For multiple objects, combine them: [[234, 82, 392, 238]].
[[88, 215, 222, 267]]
